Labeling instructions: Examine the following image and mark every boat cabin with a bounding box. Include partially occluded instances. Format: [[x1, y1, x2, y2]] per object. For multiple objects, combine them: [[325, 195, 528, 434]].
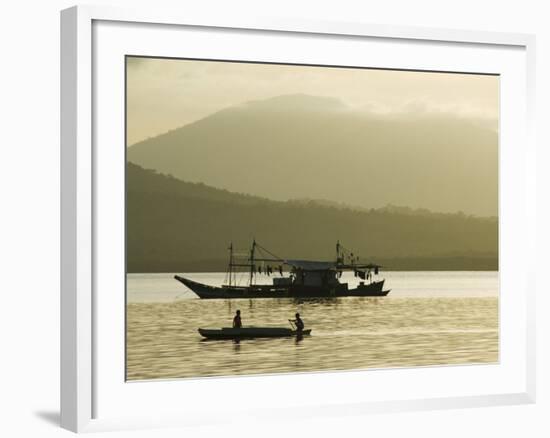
[[284, 260, 340, 287]]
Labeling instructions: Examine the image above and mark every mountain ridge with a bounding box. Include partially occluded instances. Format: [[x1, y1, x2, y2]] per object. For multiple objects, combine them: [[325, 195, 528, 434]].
[[127, 93, 498, 216]]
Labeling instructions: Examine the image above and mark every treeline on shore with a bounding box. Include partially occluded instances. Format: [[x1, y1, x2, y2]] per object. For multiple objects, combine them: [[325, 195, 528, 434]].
[[126, 162, 498, 273]]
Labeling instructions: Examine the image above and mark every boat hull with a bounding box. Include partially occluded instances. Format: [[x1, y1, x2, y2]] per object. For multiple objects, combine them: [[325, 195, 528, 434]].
[[175, 275, 390, 299], [198, 327, 312, 339]]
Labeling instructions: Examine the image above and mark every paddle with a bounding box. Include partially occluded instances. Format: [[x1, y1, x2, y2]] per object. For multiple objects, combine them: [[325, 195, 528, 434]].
[[288, 319, 296, 330]]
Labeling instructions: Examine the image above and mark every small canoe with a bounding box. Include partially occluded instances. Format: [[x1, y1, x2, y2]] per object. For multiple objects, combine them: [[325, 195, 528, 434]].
[[198, 327, 311, 339]]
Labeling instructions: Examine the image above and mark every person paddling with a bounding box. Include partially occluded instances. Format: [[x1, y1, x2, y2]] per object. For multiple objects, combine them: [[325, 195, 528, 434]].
[[291, 313, 304, 333], [233, 310, 242, 328]]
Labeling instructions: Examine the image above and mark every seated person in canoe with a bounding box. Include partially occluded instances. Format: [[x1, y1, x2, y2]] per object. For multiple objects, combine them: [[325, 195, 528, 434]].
[[233, 310, 242, 328]]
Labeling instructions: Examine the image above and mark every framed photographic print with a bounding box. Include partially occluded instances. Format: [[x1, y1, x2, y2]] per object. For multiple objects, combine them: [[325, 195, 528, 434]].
[[61, 5, 536, 433]]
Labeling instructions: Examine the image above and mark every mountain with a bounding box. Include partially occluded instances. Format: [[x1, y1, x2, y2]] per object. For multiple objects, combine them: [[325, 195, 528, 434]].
[[126, 163, 498, 273], [127, 93, 498, 217]]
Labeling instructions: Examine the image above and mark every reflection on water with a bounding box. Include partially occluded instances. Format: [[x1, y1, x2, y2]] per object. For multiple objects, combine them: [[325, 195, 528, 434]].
[[126, 272, 498, 381]]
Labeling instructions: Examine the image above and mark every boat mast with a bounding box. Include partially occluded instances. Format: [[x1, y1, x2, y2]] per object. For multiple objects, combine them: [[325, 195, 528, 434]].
[[228, 242, 234, 287], [249, 239, 256, 286]]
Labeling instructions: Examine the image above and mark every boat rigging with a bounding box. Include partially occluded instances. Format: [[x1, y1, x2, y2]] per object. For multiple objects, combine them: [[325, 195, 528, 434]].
[[175, 239, 390, 299]]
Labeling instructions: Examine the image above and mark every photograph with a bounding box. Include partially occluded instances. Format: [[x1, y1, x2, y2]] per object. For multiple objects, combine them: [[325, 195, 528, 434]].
[[125, 56, 499, 381]]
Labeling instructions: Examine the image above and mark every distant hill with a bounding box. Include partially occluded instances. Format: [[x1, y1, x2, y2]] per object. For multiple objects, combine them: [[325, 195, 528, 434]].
[[127, 93, 498, 217], [126, 163, 498, 273], [287, 198, 494, 219]]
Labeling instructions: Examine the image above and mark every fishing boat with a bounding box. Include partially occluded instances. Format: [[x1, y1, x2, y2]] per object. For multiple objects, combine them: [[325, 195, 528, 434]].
[[198, 327, 312, 339], [175, 240, 391, 299]]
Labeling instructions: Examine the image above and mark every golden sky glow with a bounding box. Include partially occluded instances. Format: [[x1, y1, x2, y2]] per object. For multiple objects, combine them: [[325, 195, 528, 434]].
[[126, 57, 498, 146]]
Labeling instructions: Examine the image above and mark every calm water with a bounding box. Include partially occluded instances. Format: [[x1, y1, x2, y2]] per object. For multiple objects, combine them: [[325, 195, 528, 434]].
[[126, 271, 498, 380]]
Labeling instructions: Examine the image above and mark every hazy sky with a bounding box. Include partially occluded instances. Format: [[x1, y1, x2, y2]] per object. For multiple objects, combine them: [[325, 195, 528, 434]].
[[126, 57, 499, 146]]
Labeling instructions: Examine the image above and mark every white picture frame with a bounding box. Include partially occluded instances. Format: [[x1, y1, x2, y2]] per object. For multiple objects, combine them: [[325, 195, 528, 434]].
[[60, 5, 536, 433]]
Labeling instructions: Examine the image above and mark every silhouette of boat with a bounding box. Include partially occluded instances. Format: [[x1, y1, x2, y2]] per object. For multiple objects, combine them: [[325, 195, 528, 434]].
[[175, 240, 390, 299], [198, 327, 312, 339]]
